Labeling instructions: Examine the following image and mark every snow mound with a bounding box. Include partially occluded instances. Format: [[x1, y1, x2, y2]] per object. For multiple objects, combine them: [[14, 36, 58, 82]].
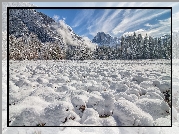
[[140, 92, 164, 100], [55, 85, 75, 92], [10, 108, 40, 126], [139, 81, 154, 89], [87, 93, 103, 108], [113, 99, 154, 126], [56, 76, 70, 83], [157, 81, 171, 93], [135, 98, 170, 120], [37, 77, 49, 84], [42, 101, 80, 126], [132, 75, 149, 84], [95, 92, 115, 116], [115, 92, 138, 102], [114, 83, 129, 93], [126, 88, 140, 97], [146, 87, 165, 98], [99, 116, 117, 126], [154, 115, 171, 126], [119, 71, 131, 79], [81, 108, 100, 125], [71, 95, 89, 117], [88, 84, 104, 92], [15, 79, 31, 87], [159, 76, 171, 81]]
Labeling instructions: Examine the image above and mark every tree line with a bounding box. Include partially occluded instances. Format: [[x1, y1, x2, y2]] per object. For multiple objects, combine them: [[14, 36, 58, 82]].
[[9, 32, 171, 60], [93, 32, 171, 60]]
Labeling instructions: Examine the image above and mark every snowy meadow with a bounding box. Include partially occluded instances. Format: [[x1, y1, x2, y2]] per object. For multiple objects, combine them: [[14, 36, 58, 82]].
[[3, 2, 179, 133], [8, 59, 171, 126]]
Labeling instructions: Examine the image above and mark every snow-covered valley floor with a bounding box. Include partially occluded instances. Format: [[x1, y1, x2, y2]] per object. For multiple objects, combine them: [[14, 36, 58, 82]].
[[7, 59, 172, 127]]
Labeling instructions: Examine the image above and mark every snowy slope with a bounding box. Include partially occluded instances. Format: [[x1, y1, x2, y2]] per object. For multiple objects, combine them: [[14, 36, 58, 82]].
[[8, 7, 96, 50], [7, 5, 97, 61]]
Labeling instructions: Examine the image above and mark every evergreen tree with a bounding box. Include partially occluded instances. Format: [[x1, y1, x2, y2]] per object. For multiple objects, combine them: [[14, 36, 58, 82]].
[[148, 36, 154, 59], [142, 34, 149, 59]]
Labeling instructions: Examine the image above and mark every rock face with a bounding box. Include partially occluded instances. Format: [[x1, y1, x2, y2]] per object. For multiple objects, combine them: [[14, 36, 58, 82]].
[[92, 32, 121, 46]]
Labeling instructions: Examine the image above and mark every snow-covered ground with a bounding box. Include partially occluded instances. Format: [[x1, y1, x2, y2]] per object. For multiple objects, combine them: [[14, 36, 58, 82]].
[[6, 59, 172, 127], [2, 1, 179, 134]]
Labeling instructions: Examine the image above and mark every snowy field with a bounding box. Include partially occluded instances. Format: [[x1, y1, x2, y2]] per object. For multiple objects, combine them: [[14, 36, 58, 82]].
[[7, 59, 171, 127], [2, 1, 179, 134]]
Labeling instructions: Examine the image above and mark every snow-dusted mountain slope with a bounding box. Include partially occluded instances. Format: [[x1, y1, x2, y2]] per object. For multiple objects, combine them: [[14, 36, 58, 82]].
[[9, 8, 56, 43], [8, 7, 97, 61]]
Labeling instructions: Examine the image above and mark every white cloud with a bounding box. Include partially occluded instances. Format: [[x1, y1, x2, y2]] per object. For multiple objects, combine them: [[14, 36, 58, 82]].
[[123, 29, 146, 37], [145, 23, 152, 27], [53, 15, 59, 22]]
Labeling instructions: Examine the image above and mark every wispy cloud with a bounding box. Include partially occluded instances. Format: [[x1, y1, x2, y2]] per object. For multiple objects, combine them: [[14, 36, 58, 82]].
[[84, 8, 171, 38], [87, 9, 113, 36], [86, 9, 125, 37], [112, 9, 170, 36], [123, 17, 171, 37], [146, 18, 171, 37], [72, 9, 95, 28], [31, 2, 177, 39], [100, 9, 123, 35]]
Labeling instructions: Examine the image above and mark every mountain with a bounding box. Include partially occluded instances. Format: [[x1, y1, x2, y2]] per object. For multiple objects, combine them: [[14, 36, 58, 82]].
[[92, 32, 121, 46], [9, 9, 57, 43], [8, 8, 97, 60]]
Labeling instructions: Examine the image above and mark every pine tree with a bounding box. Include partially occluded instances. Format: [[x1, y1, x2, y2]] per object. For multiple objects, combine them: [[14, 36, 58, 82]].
[[148, 36, 154, 59], [142, 34, 149, 59], [131, 32, 138, 60], [157, 37, 162, 59], [135, 34, 143, 59]]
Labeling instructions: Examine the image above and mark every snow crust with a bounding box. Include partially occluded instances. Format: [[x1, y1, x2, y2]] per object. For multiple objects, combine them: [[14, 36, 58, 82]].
[[7, 59, 171, 128]]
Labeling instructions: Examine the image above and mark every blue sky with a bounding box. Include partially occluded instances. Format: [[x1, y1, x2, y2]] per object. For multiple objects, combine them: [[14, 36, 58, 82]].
[[31, 2, 174, 40]]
